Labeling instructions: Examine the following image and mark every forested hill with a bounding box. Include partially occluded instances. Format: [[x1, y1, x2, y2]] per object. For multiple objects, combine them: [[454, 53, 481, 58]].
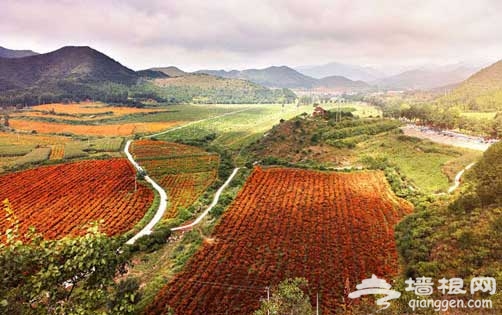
[[396, 141, 502, 308], [0, 46, 139, 92], [0, 46, 141, 106], [442, 59, 502, 111]]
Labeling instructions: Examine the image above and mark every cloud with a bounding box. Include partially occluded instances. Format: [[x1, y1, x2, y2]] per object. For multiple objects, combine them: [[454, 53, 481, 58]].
[[1, 0, 501, 70]]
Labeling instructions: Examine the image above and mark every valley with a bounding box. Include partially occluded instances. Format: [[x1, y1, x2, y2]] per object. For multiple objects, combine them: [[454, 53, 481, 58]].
[[1, 19, 501, 314]]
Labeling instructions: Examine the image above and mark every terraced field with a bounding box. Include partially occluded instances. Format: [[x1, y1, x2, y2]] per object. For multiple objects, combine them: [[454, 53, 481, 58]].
[[131, 140, 219, 219], [146, 167, 413, 315], [0, 159, 153, 240]]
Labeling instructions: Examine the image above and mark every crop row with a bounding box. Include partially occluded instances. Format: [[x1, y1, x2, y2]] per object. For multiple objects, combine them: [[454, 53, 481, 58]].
[[131, 140, 219, 219], [131, 139, 204, 158], [145, 167, 413, 315], [159, 171, 217, 218], [0, 159, 153, 241]]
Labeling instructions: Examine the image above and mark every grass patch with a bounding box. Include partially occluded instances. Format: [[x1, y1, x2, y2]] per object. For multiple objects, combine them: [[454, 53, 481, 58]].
[[358, 131, 482, 194]]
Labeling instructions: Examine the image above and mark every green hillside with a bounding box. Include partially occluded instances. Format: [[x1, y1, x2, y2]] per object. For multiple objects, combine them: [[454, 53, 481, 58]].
[[442, 60, 502, 111], [151, 73, 296, 104], [396, 142, 502, 310], [0, 46, 141, 106]]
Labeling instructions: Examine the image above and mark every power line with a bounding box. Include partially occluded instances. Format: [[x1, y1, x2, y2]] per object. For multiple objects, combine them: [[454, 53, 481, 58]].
[[185, 279, 268, 292]]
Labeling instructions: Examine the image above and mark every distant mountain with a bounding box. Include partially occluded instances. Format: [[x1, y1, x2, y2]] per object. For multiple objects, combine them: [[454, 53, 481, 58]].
[[296, 62, 385, 81], [197, 66, 318, 88], [315, 75, 371, 90], [443, 59, 502, 111], [0, 46, 38, 58], [374, 64, 479, 90], [152, 66, 187, 77], [0, 46, 139, 93], [136, 69, 169, 79], [0, 46, 143, 106]]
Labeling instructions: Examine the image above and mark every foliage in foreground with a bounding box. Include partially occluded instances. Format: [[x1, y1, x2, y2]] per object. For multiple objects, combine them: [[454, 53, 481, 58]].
[[395, 142, 502, 312], [253, 278, 314, 315], [0, 205, 139, 315]]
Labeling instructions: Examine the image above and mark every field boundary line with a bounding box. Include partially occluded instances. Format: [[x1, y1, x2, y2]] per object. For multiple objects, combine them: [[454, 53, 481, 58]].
[[171, 167, 239, 232]]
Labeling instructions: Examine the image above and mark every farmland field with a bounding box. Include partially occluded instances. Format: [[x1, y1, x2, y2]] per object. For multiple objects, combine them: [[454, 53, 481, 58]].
[[10, 102, 170, 121], [145, 167, 413, 315], [156, 102, 353, 149], [9, 119, 180, 136], [0, 159, 153, 240], [131, 140, 219, 219]]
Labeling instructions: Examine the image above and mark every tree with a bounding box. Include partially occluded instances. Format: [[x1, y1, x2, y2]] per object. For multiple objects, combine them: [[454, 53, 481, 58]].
[[0, 199, 138, 315], [253, 278, 314, 315]]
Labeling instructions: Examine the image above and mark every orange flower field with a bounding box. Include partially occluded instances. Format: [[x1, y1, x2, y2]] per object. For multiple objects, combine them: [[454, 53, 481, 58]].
[[146, 167, 413, 315], [23, 102, 167, 116], [131, 140, 219, 218], [0, 159, 153, 240], [9, 119, 180, 136]]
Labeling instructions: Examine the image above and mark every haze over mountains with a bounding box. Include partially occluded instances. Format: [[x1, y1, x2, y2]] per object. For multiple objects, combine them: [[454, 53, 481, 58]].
[[197, 62, 483, 91], [372, 63, 479, 90], [296, 62, 385, 81], [443, 59, 502, 111]]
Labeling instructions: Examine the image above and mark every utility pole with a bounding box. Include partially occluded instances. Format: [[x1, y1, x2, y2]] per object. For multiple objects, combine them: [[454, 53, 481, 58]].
[[316, 292, 319, 315], [266, 286, 270, 315]]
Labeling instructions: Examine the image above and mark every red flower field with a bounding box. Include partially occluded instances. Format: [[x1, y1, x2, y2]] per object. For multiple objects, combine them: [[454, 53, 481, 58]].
[[0, 159, 153, 240], [131, 140, 219, 218], [145, 167, 413, 315]]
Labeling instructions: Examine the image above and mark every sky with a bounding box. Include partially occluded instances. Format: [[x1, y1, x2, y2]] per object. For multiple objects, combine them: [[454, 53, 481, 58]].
[[1, 0, 501, 72]]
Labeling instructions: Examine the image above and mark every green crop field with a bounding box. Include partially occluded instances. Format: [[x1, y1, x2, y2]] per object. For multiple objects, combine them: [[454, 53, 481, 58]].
[[357, 132, 482, 194], [153, 102, 374, 149], [460, 111, 498, 120]]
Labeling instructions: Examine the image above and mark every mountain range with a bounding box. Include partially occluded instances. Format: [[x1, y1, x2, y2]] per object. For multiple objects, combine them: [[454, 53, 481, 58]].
[[0, 45, 295, 106], [197, 66, 372, 91], [0, 44, 493, 107], [372, 64, 479, 90], [295, 62, 385, 81]]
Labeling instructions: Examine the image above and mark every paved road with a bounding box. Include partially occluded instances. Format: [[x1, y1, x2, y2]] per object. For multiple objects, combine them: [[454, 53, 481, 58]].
[[124, 140, 168, 245], [448, 162, 475, 194], [401, 124, 496, 151], [124, 143, 239, 244], [171, 167, 240, 232]]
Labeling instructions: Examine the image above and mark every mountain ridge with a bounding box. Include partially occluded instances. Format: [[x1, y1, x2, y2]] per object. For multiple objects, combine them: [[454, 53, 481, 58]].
[[0, 46, 39, 58], [0, 46, 139, 93], [373, 64, 479, 90], [197, 66, 373, 91], [296, 62, 385, 81]]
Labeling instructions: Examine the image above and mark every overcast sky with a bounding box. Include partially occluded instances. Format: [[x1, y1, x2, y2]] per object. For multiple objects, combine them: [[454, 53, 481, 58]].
[[1, 0, 501, 72]]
